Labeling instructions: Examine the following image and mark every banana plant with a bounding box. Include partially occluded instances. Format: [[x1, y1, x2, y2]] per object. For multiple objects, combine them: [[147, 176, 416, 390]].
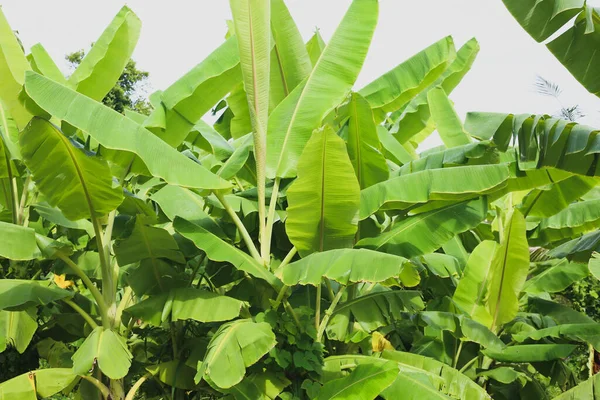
[[1, 0, 600, 399]]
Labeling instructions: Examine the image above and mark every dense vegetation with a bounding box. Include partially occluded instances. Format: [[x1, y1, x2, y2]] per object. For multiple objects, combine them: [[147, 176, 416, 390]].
[[0, 0, 600, 399]]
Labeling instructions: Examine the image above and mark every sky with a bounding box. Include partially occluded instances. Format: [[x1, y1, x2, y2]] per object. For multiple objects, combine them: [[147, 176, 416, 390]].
[[2, 0, 600, 149]]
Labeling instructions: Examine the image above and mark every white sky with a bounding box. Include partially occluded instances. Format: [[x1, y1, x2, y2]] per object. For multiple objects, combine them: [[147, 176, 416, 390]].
[[2, 0, 600, 149]]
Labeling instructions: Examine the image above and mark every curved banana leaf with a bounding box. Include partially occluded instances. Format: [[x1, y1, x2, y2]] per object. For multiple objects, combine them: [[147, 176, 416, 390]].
[[266, 0, 378, 178], [196, 319, 276, 389], [590, 252, 600, 280], [427, 86, 470, 148], [223, 372, 291, 400], [523, 259, 589, 294], [357, 197, 487, 259], [33, 202, 94, 236], [548, 230, 600, 261], [72, 327, 132, 379], [0, 368, 79, 399], [377, 126, 416, 165], [279, 249, 419, 287], [218, 134, 253, 180], [316, 362, 399, 400], [392, 38, 480, 143], [305, 31, 326, 66], [359, 37, 454, 118], [487, 209, 529, 331], [502, 1, 600, 97], [528, 297, 596, 325], [146, 360, 198, 390], [114, 217, 185, 266], [553, 372, 600, 400], [519, 175, 598, 218], [0, 309, 37, 353], [186, 120, 234, 161], [513, 323, 600, 351], [286, 126, 360, 256], [482, 344, 577, 363], [0, 7, 31, 129], [530, 199, 600, 244], [23, 72, 231, 190], [360, 164, 509, 219], [173, 217, 282, 290], [156, 36, 241, 147], [270, 0, 312, 95], [343, 93, 389, 189], [0, 221, 40, 260], [20, 118, 123, 221], [0, 280, 72, 311], [68, 6, 141, 101], [124, 288, 243, 326], [27, 43, 68, 85]]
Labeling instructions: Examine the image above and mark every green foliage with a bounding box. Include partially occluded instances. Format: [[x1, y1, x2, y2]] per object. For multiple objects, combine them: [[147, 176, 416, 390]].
[[0, 1, 600, 399]]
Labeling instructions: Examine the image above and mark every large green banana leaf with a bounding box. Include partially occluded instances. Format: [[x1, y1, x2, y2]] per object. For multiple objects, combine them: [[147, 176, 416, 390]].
[[173, 218, 282, 290], [0, 280, 72, 311], [305, 31, 326, 66], [552, 372, 600, 399], [343, 93, 389, 189], [186, 120, 235, 161], [123, 288, 244, 326], [20, 118, 123, 220], [0, 221, 39, 260], [360, 164, 509, 219], [530, 199, 600, 244], [523, 259, 589, 294], [502, 0, 600, 97], [519, 175, 598, 218], [266, 0, 378, 178], [27, 43, 68, 85], [278, 249, 419, 287], [549, 230, 600, 261], [358, 37, 455, 119], [270, 0, 312, 96], [196, 319, 276, 389], [72, 327, 132, 379], [482, 344, 577, 362], [223, 372, 290, 400], [23, 72, 231, 190], [68, 6, 141, 101], [377, 126, 416, 165], [0, 368, 79, 399], [0, 7, 31, 130], [427, 86, 471, 148], [0, 309, 37, 353], [154, 36, 241, 147], [357, 197, 487, 258], [392, 38, 479, 144], [487, 209, 529, 330], [512, 323, 600, 351], [316, 362, 399, 400], [286, 126, 360, 256]]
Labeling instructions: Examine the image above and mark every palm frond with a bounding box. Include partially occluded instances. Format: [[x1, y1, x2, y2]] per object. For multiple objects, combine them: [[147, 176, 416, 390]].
[[534, 75, 563, 98]]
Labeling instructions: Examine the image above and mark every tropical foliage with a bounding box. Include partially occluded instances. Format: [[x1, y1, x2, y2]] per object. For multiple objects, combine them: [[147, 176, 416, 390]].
[[0, 1, 599, 399]]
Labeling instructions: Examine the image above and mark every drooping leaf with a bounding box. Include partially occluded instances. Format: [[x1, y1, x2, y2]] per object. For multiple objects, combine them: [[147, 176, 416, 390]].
[[359, 165, 509, 219], [286, 126, 360, 256], [0, 7, 31, 129], [146, 360, 198, 390], [279, 249, 419, 287], [0, 309, 37, 353], [266, 0, 378, 178], [0, 280, 72, 311], [72, 327, 133, 379], [186, 120, 234, 160], [0, 369, 79, 399], [223, 372, 291, 400], [23, 72, 232, 190], [549, 230, 600, 261], [316, 361, 399, 400], [173, 217, 282, 290], [68, 6, 141, 101], [20, 118, 123, 221], [343, 92, 389, 189], [357, 197, 487, 259], [552, 372, 600, 400], [0, 221, 40, 260], [482, 344, 577, 362], [513, 323, 600, 351], [530, 199, 600, 244], [196, 319, 276, 389], [523, 259, 589, 294], [427, 86, 470, 148]]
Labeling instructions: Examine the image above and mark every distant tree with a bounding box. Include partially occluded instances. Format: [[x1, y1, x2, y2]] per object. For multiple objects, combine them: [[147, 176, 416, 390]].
[[66, 49, 152, 115]]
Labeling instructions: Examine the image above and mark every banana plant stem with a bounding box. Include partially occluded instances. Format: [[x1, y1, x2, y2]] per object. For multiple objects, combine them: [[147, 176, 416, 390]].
[[81, 375, 111, 400], [278, 247, 297, 271], [262, 177, 281, 264], [273, 285, 289, 309], [57, 253, 110, 329], [17, 175, 31, 225], [215, 191, 262, 262], [317, 286, 346, 342], [90, 214, 114, 309], [315, 284, 322, 330], [63, 298, 99, 329]]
